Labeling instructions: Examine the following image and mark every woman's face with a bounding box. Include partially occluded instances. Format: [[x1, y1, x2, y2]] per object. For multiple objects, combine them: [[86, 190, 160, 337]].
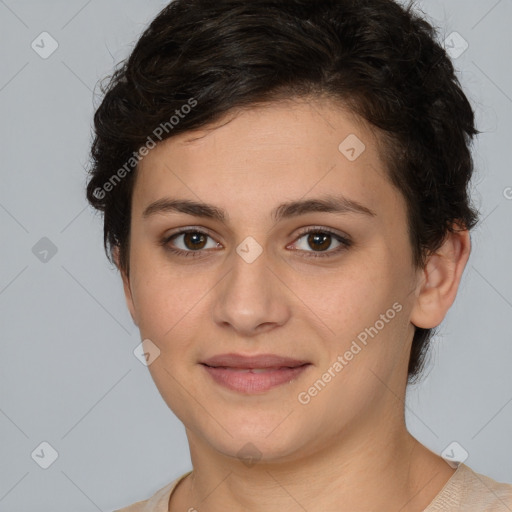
[[121, 99, 426, 463]]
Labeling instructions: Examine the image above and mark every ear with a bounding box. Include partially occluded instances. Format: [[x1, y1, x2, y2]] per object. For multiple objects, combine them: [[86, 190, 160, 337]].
[[113, 246, 138, 326], [410, 224, 471, 329]]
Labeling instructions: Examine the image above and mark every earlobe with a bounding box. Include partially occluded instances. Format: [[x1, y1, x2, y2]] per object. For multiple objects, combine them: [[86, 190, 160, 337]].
[[113, 246, 139, 327], [410, 226, 471, 329]]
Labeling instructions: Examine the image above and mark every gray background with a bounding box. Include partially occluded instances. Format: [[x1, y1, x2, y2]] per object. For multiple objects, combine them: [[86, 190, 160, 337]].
[[0, 1, 511, 511]]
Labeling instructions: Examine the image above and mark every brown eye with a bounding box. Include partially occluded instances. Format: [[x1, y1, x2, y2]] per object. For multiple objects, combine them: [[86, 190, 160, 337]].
[[161, 229, 221, 258], [291, 228, 352, 258], [181, 232, 208, 250], [306, 232, 332, 252]]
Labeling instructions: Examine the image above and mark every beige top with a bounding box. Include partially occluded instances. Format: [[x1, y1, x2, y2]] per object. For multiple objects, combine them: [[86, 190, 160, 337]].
[[114, 462, 512, 511]]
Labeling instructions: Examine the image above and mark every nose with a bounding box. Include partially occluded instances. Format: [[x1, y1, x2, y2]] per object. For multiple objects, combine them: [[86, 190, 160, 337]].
[[211, 245, 291, 337]]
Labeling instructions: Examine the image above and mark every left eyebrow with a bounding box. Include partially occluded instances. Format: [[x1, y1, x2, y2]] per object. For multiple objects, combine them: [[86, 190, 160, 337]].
[[272, 194, 376, 221], [142, 194, 377, 224]]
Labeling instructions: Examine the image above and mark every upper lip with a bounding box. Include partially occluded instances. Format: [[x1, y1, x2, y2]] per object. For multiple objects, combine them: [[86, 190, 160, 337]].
[[200, 353, 310, 369]]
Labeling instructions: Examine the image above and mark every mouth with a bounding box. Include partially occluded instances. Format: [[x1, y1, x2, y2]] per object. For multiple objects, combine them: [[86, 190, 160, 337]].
[[199, 353, 312, 393], [203, 366, 305, 372]]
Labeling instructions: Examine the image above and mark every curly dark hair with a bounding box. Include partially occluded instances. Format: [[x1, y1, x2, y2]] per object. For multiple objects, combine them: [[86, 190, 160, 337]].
[[86, 0, 480, 384]]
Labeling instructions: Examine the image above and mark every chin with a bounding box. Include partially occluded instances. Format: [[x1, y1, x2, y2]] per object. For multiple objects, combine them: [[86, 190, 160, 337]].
[[199, 419, 310, 464]]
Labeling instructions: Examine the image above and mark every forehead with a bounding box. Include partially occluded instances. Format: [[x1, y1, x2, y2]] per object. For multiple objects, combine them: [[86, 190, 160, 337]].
[[133, 99, 404, 225]]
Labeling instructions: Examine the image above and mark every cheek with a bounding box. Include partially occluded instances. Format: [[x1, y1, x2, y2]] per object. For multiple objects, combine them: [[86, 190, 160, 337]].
[[303, 257, 408, 362], [129, 260, 214, 352], [290, 261, 387, 329]]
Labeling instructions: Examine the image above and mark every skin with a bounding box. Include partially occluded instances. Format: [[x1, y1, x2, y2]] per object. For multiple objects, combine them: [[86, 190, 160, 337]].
[[117, 98, 471, 511]]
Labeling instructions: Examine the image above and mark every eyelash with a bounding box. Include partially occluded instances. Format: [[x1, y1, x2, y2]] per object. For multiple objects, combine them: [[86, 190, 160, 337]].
[[160, 227, 352, 260]]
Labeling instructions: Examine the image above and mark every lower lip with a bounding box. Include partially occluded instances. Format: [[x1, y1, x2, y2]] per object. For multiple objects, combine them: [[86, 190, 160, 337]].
[[201, 364, 311, 393]]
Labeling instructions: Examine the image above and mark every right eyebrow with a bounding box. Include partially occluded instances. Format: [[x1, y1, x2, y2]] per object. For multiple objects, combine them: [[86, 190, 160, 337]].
[[142, 198, 226, 222]]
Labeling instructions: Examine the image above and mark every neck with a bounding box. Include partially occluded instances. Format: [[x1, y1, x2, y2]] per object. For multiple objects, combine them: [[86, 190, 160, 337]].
[[171, 403, 454, 511]]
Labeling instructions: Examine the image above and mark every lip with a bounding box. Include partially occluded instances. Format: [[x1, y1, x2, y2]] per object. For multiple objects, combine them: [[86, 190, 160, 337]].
[[201, 353, 309, 369], [200, 353, 311, 394]]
